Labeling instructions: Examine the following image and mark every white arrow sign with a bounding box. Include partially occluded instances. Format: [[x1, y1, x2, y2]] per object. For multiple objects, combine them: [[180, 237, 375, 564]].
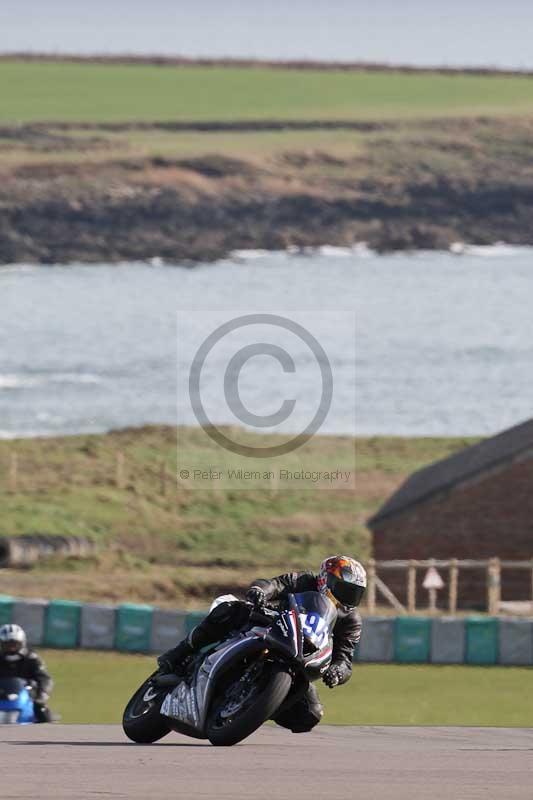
[[423, 566, 444, 590]]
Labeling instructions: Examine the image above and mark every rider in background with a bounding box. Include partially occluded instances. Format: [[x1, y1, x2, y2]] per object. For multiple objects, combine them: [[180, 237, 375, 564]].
[[0, 624, 53, 722], [158, 555, 366, 734]]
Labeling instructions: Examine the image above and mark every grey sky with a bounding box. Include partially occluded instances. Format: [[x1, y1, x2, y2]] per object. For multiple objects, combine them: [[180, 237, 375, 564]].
[[0, 0, 531, 68]]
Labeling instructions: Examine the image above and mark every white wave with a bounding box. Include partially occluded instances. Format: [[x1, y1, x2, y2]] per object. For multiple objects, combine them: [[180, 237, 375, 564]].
[[303, 243, 375, 258], [229, 249, 271, 261], [0, 265, 38, 274], [0, 372, 103, 389], [316, 245, 354, 257], [450, 242, 531, 257]]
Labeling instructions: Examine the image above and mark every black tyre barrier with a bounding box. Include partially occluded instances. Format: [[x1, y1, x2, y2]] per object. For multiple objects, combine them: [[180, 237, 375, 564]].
[[0, 535, 97, 568]]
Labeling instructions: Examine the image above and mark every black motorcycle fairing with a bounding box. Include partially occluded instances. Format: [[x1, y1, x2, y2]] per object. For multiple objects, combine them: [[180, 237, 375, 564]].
[[292, 592, 337, 681], [161, 634, 269, 733]]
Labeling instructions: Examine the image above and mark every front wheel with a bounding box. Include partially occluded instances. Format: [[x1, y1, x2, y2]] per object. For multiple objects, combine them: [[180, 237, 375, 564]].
[[207, 662, 292, 746], [122, 673, 171, 743]]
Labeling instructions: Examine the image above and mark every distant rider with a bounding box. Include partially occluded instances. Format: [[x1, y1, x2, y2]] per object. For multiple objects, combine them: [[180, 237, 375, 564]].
[[158, 555, 366, 733], [0, 624, 53, 723]]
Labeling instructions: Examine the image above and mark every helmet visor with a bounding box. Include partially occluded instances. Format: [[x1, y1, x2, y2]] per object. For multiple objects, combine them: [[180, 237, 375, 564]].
[[1, 640, 22, 655], [327, 574, 365, 608]]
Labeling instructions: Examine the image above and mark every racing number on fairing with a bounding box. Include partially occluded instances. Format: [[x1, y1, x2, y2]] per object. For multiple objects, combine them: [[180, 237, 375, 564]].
[[300, 612, 328, 648]]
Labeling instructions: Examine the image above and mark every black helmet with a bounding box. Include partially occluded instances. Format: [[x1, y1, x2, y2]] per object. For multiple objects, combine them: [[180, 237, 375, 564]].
[[318, 555, 367, 608]]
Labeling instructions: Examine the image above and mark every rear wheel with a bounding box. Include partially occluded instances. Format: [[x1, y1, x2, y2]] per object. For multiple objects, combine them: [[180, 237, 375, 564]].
[[122, 674, 171, 743], [207, 662, 291, 746]]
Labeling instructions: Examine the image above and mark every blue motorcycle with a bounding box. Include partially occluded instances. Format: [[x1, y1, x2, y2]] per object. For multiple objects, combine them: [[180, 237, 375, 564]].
[[0, 677, 36, 724]]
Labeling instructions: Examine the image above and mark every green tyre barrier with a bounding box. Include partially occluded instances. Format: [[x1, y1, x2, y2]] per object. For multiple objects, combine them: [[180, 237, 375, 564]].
[[466, 617, 499, 665], [394, 617, 431, 663], [0, 596, 14, 626], [44, 600, 81, 648], [115, 604, 153, 653]]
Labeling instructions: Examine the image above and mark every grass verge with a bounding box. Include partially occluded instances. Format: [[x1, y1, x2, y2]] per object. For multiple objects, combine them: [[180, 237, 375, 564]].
[[42, 650, 533, 727]]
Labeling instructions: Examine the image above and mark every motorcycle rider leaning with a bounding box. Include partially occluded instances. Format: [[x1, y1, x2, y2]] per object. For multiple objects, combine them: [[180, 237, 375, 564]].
[[158, 555, 366, 734], [0, 624, 53, 723]]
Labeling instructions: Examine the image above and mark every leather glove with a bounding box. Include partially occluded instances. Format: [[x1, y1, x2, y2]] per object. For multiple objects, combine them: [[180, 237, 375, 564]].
[[322, 665, 343, 688], [246, 586, 266, 608]]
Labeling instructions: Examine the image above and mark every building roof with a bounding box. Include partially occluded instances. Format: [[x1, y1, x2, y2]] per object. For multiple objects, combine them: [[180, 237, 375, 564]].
[[368, 417, 533, 526]]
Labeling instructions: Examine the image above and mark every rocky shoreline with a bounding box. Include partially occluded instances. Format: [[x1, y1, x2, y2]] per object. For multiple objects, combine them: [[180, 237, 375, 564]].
[[4, 186, 533, 266], [2, 117, 533, 265]]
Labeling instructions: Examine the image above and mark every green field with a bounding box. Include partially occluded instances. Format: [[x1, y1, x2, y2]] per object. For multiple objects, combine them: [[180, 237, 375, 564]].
[[44, 650, 533, 726], [2, 60, 533, 123]]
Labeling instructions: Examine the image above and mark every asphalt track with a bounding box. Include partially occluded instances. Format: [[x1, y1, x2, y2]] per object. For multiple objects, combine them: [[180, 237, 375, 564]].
[[1, 725, 533, 799]]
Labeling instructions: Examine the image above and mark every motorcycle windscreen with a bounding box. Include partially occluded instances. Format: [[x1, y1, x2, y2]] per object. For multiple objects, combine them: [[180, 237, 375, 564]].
[[293, 592, 337, 650]]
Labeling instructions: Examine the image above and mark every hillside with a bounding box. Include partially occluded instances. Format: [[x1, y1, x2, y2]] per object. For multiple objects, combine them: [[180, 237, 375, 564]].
[[0, 427, 477, 605]]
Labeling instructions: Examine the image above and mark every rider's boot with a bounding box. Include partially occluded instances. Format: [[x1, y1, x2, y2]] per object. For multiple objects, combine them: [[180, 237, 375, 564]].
[[33, 702, 53, 723]]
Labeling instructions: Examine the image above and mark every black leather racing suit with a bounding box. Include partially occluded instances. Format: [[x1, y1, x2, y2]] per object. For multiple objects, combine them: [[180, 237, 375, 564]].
[[175, 571, 362, 733], [0, 649, 53, 722], [249, 571, 362, 732]]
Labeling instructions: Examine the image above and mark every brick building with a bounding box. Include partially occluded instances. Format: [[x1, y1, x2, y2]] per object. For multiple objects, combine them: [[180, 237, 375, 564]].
[[367, 419, 533, 609]]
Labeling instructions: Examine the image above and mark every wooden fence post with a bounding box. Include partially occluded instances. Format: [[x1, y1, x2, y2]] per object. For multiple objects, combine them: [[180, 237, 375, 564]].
[[449, 559, 458, 614], [487, 557, 501, 615], [367, 558, 376, 613], [407, 560, 416, 613], [8, 452, 18, 493]]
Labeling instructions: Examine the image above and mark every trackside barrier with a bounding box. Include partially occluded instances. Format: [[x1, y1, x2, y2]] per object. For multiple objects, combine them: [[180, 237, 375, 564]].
[[115, 604, 153, 653], [0, 596, 14, 626], [498, 618, 533, 666], [356, 617, 394, 662], [13, 598, 47, 646], [44, 600, 81, 648], [394, 617, 431, 663], [185, 611, 206, 635], [80, 604, 116, 650], [150, 609, 187, 653], [430, 617, 465, 664], [465, 617, 499, 665], [4, 599, 533, 664]]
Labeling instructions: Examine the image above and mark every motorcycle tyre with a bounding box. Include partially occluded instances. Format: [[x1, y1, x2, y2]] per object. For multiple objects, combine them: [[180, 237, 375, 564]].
[[122, 674, 172, 744], [207, 663, 291, 747]]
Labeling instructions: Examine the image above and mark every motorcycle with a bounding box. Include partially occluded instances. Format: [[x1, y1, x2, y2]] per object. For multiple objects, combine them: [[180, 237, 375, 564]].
[[123, 591, 337, 746], [0, 678, 36, 724]]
